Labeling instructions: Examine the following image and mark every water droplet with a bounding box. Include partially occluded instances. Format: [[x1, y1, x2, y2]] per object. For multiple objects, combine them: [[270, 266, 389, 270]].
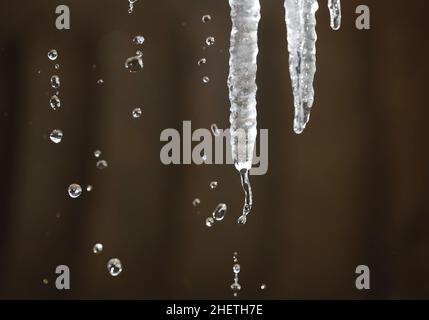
[[211, 123, 220, 136], [50, 95, 61, 110], [197, 58, 206, 66], [133, 35, 145, 45], [132, 107, 142, 119], [97, 79, 104, 84], [230, 282, 241, 291], [86, 185, 93, 192], [68, 184, 82, 199], [96, 160, 108, 170], [205, 217, 215, 228], [125, 54, 143, 72], [94, 150, 101, 158], [210, 181, 218, 189], [49, 129, 63, 144], [48, 49, 58, 61], [212, 203, 227, 221], [233, 292, 238, 297], [43, 278, 49, 285], [54, 64, 60, 70], [107, 258, 122, 276], [192, 198, 200, 207], [205, 36, 215, 46], [93, 243, 103, 254], [202, 76, 210, 84], [50, 75, 60, 89], [233, 264, 241, 274], [260, 283, 266, 290], [202, 14, 212, 23]]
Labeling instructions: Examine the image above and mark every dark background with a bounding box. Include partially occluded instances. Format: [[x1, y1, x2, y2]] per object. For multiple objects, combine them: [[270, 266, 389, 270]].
[[0, 0, 428, 299]]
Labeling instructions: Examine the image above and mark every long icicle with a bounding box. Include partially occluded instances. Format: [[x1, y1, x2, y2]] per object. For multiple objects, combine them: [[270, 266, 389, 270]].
[[284, 0, 319, 134], [228, 0, 260, 224]]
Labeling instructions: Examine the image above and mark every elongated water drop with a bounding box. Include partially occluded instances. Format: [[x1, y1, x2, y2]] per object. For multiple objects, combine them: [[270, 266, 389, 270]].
[[50, 75, 60, 89], [49, 129, 63, 144], [328, 0, 341, 30], [107, 258, 122, 276], [125, 53, 143, 72], [50, 95, 61, 110], [202, 76, 210, 84], [212, 203, 227, 221], [228, 0, 260, 224], [68, 184, 82, 198], [205, 217, 215, 227]]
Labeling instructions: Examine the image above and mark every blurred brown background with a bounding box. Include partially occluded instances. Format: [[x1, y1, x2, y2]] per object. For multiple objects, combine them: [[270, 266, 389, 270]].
[[0, 0, 428, 299]]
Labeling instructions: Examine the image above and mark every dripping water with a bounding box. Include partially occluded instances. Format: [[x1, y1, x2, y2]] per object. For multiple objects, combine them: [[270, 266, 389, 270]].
[[237, 169, 252, 224]]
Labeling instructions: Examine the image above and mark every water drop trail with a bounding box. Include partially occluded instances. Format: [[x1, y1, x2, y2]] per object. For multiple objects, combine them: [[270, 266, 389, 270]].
[[228, 0, 260, 224]]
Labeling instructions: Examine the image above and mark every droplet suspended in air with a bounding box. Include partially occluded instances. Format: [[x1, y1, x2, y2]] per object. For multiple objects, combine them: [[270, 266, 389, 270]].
[[86, 185, 93, 192], [93, 243, 103, 254], [96, 160, 108, 170], [210, 181, 218, 189], [212, 203, 227, 221], [49, 129, 63, 144], [94, 150, 101, 158], [202, 14, 212, 23], [211, 123, 220, 136], [260, 283, 267, 290], [132, 107, 142, 119], [50, 75, 60, 89], [192, 198, 200, 207], [50, 95, 61, 110], [107, 258, 122, 277], [197, 58, 206, 66], [54, 64, 60, 70], [202, 76, 210, 84], [133, 35, 145, 45], [128, 0, 138, 13], [97, 79, 104, 85], [68, 184, 82, 199], [205, 36, 215, 46], [43, 278, 49, 285], [205, 217, 215, 227], [230, 282, 241, 291], [48, 49, 58, 61], [233, 264, 241, 274], [125, 54, 143, 72]]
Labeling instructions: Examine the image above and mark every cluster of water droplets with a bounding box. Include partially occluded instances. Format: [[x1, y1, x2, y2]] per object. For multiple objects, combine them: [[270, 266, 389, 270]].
[[47, 49, 64, 144], [198, 14, 213, 84], [230, 252, 241, 297], [125, 35, 145, 73]]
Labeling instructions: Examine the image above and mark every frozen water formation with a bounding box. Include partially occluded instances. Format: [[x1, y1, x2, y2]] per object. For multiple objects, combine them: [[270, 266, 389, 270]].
[[228, 0, 260, 225], [284, 0, 341, 134]]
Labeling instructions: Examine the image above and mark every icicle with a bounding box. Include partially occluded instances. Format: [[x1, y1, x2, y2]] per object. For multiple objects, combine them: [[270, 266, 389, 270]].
[[228, 0, 260, 224], [284, 0, 319, 134], [328, 0, 341, 30]]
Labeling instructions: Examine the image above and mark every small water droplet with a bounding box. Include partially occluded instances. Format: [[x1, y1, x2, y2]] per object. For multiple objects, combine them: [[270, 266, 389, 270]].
[[68, 184, 82, 198], [230, 282, 241, 291], [197, 58, 206, 66], [202, 14, 212, 23], [205, 217, 215, 228], [54, 64, 60, 70], [107, 258, 122, 276], [50, 75, 60, 89], [205, 36, 215, 46], [202, 76, 210, 84], [125, 54, 143, 72], [86, 185, 93, 192], [260, 283, 267, 290], [133, 35, 145, 45], [233, 264, 241, 274], [212, 203, 227, 221], [233, 292, 238, 297], [93, 243, 103, 254], [49, 129, 63, 144], [94, 150, 101, 158], [48, 49, 58, 61], [210, 181, 218, 189], [97, 79, 104, 84], [50, 95, 61, 110], [192, 198, 200, 207], [132, 107, 142, 119], [211, 124, 220, 136], [96, 160, 108, 170], [43, 278, 49, 285]]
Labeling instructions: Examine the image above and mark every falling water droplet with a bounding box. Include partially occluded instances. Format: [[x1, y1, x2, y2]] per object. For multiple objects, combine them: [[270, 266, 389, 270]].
[[233, 292, 238, 297], [212, 203, 227, 221], [202, 14, 212, 23], [94, 150, 101, 158], [43, 278, 49, 285], [125, 54, 143, 72], [197, 58, 207, 66], [133, 35, 145, 45], [128, 0, 138, 13], [97, 79, 104, 85], [230, 282, 241, 291], [86, 185, 93, 192], [210, 181, 218, 189], [47, 49, 58, 61], [49, 129, 63, 144], [205, 36, 215, 46], [202, 76, 210, 84], [68, 184, 82, 199], [132, 107, 142, 119], [211, 124, 220, 136], [50, 75, 60, 89], [107, 258, 122, 276], [233, 264, 241, 274], [96, 160, 108, 170], [192, 198, 200, 207], [260, 283, 267, 290], [205, 217, 215, 228], [237, 169, 252, 225], [93, 243, 103, 254], [54, 64, 60, 70], [50, 95, 61, 110]]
